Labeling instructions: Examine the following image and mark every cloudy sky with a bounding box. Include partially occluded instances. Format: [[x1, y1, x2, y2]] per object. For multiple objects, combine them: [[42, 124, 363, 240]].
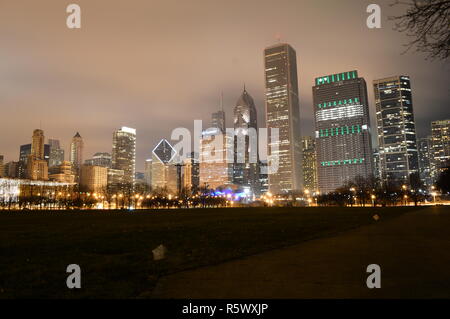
[[1, 0, 449, 170]]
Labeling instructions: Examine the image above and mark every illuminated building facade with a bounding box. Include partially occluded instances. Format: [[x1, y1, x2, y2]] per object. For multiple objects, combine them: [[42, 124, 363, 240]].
[[0, 178, 73, 204], [112, 127, 136, 185], [373, 76, 419, 185], [144, 158, 152, 187], [85, 152, 112, 168], [26, 129, 49, 181], [431, 119, 450, 180], [314, 70, 373, 193], [264, 43, 302, 194], [199, 128, 233, 190], [301, 136, 318, 192], [49, 161, 76, 184], [80, 165, 108, 193], [107, 168, 125, 194]]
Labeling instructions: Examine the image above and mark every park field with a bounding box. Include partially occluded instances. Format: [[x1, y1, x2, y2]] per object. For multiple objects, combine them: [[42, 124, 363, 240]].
[[0, 206, 421, 298]]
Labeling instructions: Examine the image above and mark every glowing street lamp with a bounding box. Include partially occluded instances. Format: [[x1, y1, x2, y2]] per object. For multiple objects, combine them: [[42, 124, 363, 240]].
[[431, 192, 437, 205]]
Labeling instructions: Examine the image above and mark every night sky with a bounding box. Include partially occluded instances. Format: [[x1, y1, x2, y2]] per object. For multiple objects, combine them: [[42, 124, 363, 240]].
[[1, 0, 449, 171]]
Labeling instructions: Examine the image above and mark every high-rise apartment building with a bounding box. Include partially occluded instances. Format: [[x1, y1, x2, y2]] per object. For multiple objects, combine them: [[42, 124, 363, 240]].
[[233, 88, 259, 194], [373, 75, 419, 185], [313, 70, 373, 193], [264, 43, 302, 194], [431, 119, 450, 180], [112, 127, 136, 185], [301, 136, 318, 192]]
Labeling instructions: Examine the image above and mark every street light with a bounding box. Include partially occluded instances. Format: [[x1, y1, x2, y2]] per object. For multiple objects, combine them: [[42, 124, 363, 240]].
[[431, 192, 437, 205]]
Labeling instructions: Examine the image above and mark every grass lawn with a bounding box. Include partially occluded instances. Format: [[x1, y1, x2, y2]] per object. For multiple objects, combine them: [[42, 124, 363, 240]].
[[0, 206, 422, 298]]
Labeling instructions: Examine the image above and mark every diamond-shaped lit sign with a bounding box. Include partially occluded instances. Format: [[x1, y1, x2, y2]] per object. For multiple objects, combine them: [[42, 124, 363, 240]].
[[152, 139, 176, 164]]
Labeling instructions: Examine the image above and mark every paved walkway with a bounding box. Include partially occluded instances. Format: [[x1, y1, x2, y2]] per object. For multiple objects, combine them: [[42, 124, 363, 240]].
[[152, 207, 450, 298]]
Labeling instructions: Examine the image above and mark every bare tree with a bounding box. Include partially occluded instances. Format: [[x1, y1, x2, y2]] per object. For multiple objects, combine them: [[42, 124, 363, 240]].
[[391, 0, 450, 60]]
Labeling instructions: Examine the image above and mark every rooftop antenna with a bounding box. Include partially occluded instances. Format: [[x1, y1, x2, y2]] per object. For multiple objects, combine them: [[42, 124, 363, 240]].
[[220, 91, 224, 112]]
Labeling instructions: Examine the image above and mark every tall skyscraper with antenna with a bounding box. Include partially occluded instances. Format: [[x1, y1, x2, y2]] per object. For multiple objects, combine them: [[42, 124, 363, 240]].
[[211, 93, 226, 133], [264, 43, 302, 194]]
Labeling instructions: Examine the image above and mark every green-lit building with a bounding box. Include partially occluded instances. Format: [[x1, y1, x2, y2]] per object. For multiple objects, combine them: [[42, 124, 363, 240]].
[[313, 70, 374, 193]]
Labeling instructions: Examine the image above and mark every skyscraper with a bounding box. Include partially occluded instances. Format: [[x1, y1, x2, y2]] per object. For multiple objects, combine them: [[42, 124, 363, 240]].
[[85, 152, 112, 168], [112, 127, 136, 185], [49, 161, 76, 183], [151, 139, 177, 194], [144, 158, 152, 188], [0, 155, 4, 178], [264, 43, 302, 194], [80, 165, 108, 194], [373, 149, 382, 182], [70, 132, 84, 176], [301, 136, 318, 192], [417, 137, 433, 187], [233, 87, 259, 194], [183, 152, 200, 193], [313, 70, 373, 193], [373, 75, 419, 185], [27, 129, 49, 181], [18, 144, 31, 179], [211, 95, 226, 133], [199, 128, 233, 190], [31, 129, 45, 159], [48, 139, 65, 168], [431, 119, 450, 180]]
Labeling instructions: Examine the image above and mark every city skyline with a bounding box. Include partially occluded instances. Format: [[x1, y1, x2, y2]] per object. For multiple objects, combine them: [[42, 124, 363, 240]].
[[1, 1, 449, 172]]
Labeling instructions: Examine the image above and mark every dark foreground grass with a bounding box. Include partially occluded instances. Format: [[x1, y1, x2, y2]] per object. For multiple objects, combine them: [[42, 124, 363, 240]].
[[0, 206, 421, 298]]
